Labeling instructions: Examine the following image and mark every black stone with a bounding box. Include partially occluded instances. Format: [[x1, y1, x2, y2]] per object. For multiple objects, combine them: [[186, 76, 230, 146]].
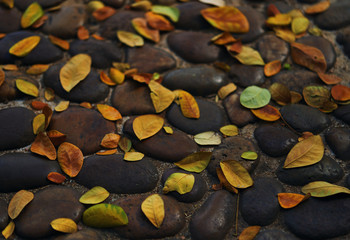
[[0, 199, 8, 230], [271, 70, 319, 92], [223, 93, 256, 127], [229, 64, 265, 87], [101, 0, 125, 8], [326, 127, 350, 161], [333, 104, 350, 124], [175, 2, 211, 30], [257, 33, 289, 63], [0, 6, 21, 33], [255, 229, 298, 240], [314, 1, 350, 30], [54, 229, 103, 240], [337, 29, 350, 59]]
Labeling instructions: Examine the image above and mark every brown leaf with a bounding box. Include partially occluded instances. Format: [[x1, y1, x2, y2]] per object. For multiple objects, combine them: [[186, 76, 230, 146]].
[[43, 105, 53, 129], [211, 32, 237, 45], [57, 142, 84, 177], [298, 131, 314, 141], [44, 88, 55, 101], [31, 132, 57, 160], [100, 133, 120, 149], [317, 72, 342, 85], [238, 226, 261, 240], [278, 193, 310, 208], [132, 18, 160, 42], [175, 90, 200, 119], [31, 14, 48, 28], [97, 104, 122, 121], [49, 35, 70, 50], [251, 105, 280, 121], [290, 91, 303, 104], [264, 60, 282, 77], [303, 85, 330, 108], [31, 100, 48, 110], [92, 6, 116, 21], [305, 0, 330, 15], [91, 34, 105, 40], [26, 64, 50, 75], [227, 40, 243, 54], [133, 114, 164, 140], [291, 42, 327, 73], [0, 33, 6, 39], [47, 172, 66, 184], [331, 84, 350, 102], [80, 102, 93, 109], [267, 4, 280, 16], [8, 190, 34, 219], [77, 26, 89, 40], [269, 82, 291, 105], [145, 12, 174, 31]]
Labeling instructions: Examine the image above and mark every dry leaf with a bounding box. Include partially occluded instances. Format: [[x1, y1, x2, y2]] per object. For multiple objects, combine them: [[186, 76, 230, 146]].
[[175, 152, 212, 173], [79, 186, 110, 204], [8, 190, 34, 219], [31, 14, 48, 28], [119, 137, 132, 152], [60, 54, 92, 92], [194, 131, 221, 145], [163, 126, 173, 134], [124, 152, 144, 161], [284, 135, 324, 169], [97, 104, 122, 121], [26, 64, 50, 75], [163, 172, 195, 194], [292, 91, 302, 103], [32, 113, 45, 134], [45, 88, 55, 101], [47, 130, 66, 146], [291, 42, 327, 73], [305, 0, 330, 15], [233, 46, 265, 66], [91, 34, 105, 40], [251, 105, 281, 121], [57, 142, 84, 177], [49, 35, 70, 50], [83, 203, 128, 228], [55, 101, 70, 112], [2, 221, 14, 239], [302, 181, 350, 197], [77, 26, 89, 40], [9, 36, 40, 57], [264, 60, 282, 77], [2, 64, 18, 71], [109, 68, 125, 84], [0, 67, 4, 87], [131, 0, 152, 11], [47, 172, 66, 184], [227, 40, 243, 54], [141, 194, 165, 228], [16, 79, 39, 97], [220, 160, 253, 188], [87, 1, 104, 12], [317, 72, 342, 85], [331, 84, 350, 102], [149, 81, 175, 113], [303, 86, 330, 108], [50, 218, 77, 233], [80, 102, 93, 109], [96, 149, 117, 155], [266, 13, 292, 26], [218, 83, 237, 99], [132, 18, 160, 42], [238, 226, 261, 240], [117, 30, 144, 47], [220, 125, 238, 136], [31, 100, 48, 110], [278, 193, 309, 209], [43, 105, 53, 129], [175, 90, 200, 119], [199, 0, 225, 7], [101, 133, 120, 149], [211, 32, 237, 45], [269, 82, 291, 105], [100, 71, 116, 86], [21, 2, 44, 28], [216, 168, 238, 193], [267, 4, 280, 16], [145, 12, 174, 31], [274, 27, 296, 43], [92, 6, 116, 21], [31, 132, 57, 160]]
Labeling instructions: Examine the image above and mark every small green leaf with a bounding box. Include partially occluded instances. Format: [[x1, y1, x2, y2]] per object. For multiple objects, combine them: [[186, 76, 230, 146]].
[[241, 151, 258, 160], [240, 86, 271, 109], [151, 5, 180, 22], [175, 152, 212, 173], [83, 203, 128, 228]]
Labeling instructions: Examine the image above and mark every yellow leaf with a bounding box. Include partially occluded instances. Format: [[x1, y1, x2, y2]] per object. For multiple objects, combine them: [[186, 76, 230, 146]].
[[79, 186, 110, 204], [176, 90, 200, 119], [8, 190, 34, 219], [238, 226, 261, 240], [124, 152, 144, 161], [45, 88, 55, 101], [266, 13, 292, 26], [163, 126, 173, 134], [141, 194, 165, 228], [233, 46, 265, 66], [218, 83, 237, 99], [21, 2, 44, 28], [302, 181, 350, 197], [133, 114, 164, 140], [9, 36, 40, 57], [50, 218, 77, 233], [283, 135, 324, 169], [15, 79, 39, 97], [59, 54, 92, 92], [0, 0, 14, 8], [117, 30, 144, 47], [100, 133, 120, 149], [274, 27, 296, 43], [54, 101, 69, 112], [26, 64, 50, 75], [149, 80, 175, 113], [175, 152, 212, 173], [97, 104, 122, 121], [220, 125, 238, 136], [220, 160, 253, 188], [163, 172, 195, 194], [2, 221, 14, 239], [291, 17, 309, 35], [194, 131, 221, 145], [109, 68, 125, 84], [33, 113, 45, 134]]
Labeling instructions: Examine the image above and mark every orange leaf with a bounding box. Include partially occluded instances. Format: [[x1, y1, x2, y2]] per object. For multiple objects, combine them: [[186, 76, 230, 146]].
[[109, 68, 125, 85], [278, 193, 310, 209], [77, 26, 89, 40], [49, 35, 70, 50], [132, 73, 153, 84], [0, 33, 6, 39], [145, 12, 174, 31], [238, 226, 261, 240], [47, 130, 67, 147], [133, 114, 164, 140], [9, 36, 41, 57], [267, 4, 280, 16], [331, 85, 350, 102], [251, 105, 280, 121], [96, 149, 118, 155], [100, 71, 116, 86], [0, 68, 5, 87], [291, 42, 327, 73], [264, 60, 282, 77], [305, 0, 330, 15], [100, 133, 120, 149], [30, 132, 57, 160], [47, 172, 66, 184], [318, 72, 342, 85], [91, 34, 105, 40], [132, 18, 160, 42], [31, 14, 48, 28], [216, 167, 238, 194], [97, 104, 122, 121], [2, 64, 18, 71], [26, 64, 50, 75], [57, 142, 84, 177], [79, 102, 93, 109], [201, 7, 249, 33], [211, 32, 237, 45], [31, 100, 48, 110], [92, 6, 116, 21], [175, 90, 200, 119], [227, 40, 242, 54]]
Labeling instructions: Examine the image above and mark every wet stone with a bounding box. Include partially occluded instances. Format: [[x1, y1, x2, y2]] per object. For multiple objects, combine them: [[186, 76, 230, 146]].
[[229, 64, 265, 87], [49, 106, 116, 155], [0, 107, 35, 151], [240, 177, 283, 226], [166, 99, 225, 135], [280, 104, 331, 134], [54, 229, 103, 240], [271, 70, 319, 92], [126, 44, 176, 73], [0, 6, 21, 33], [69, 39, 123, 68], [167, 31, 221, 63], [254, 123, 298, 157], [277, 155, 344, 186], [161, 168, 207, 203], [101, 0, 125, 8], [0, 199, 8, 230], [257, 33, 289, 63], [208, 136, 260, 176], [175, 2, 211, 30], [326, 127, 350, 161], [75, 154, 158, 194], [111, 80, 155, 116], [15, 186, 84, 239], [123, 118, 198, 162], [15, 0, 65, 11], [297, 36, 336, 70], [223, 93, 256, 127], [42, 5, 87, 39], [163, 66, 229, 96], [255, 229, 298, 240], [43, 64, 109, 103], [190, 190, 236, 240], [284, 196, 350, 239], [0, 31, 63, 65], [314, 1, 350, 30], [333, 103, 350, 124], [113, 194, 185, 239]]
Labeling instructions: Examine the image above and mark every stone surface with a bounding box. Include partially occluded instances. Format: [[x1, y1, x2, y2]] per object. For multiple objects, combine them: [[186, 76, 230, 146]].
[[326, 127, 350, 161], [175, 2, 211, 30], [255, 229, 298, 240], [166, 99, 225, 135], [126, 44, 176, 73], [190, 190, 236, 240], [0, 31, 63, 65], [254, 123, 299, 157], [49, 106, 116, 155], [0, 107, 35, 151], [123, 118, 199, 162], [277, 155, 344, 186], [54, 229, 103, 240], [223, 93, 256, 127], [113, 194, 185, 239], [15, 186, 84, 239], [280, 104, 331, 134], [167, 31, 221, 63], [337, 29, 350, 59], [163, 66, 229, 96], [0, 6, 21, 33], [240, 177, 283, 226], [257, 33, 289, 63], [43, 64, 109, 103], [314, 1, 350, 30], [333, 104, 350, 124], [0, 199, 8, 231], [75, 154, 158, 194], [229, 64, 265, 87], [101, 0, 125, 8], [161, 168, 207, 202], [15, 0, 65, 10], [284, 196, 350, 239], [271, 70, 319, 92]]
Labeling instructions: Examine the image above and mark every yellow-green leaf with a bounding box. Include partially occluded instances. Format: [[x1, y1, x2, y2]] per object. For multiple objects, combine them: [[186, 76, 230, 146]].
[[54, 101, 70, 112], [149, 80, 175, 113], [141, 194, 165, 228], [291, 17, 309, 35], [21, 2, 44, 28], [163, 126, 173, 134], [233, 46, 265, 66], [8, 190, 34, 219], [302, 181, 350, 197], [194, 131, 221, 145], [163, 172, 195, 194], [241, 151, 258, 160], [33, 113, 45, 134], [2, 221, 14, 239], [83, 203, 128, 228], [283, 135, 324, 169], [117, 30, 144, 47], [151, 5, 179, 22], [79, 186, 110, 204], [16, 79, 39, 97], [9, 36, 40, 57], [220, 125, 238, 136], [175, 152, 212, 173], [50, 218, 77, 233], [133, 114, 164, 140], [59, 54, 92, 92], [124, 152, 144, 161], [220, 160, 253, 188], [119, 137, 132, 152]]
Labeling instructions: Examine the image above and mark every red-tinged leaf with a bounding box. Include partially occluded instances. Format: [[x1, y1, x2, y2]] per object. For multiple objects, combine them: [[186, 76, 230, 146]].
[[227, 40, 242, 54], [43, 105, 53, 129], [92, 6, 116, 21], [216, 168, 238, 194], [331, 85, 350, 102], [278, 193, 310, 209], [0, 33, 6, 39], [57, 142, 84, 177], [264, 60, 282, 77], [31, 100, 48, 110], [132, 18, 160, 42], [145, 12, 174, 31], [251, 105, 280, 121], [211, 32, 237, 45], [80, 102, 93, 109], [0, 67, 4, 87], [30, 132, 57, 160], [77, 26, 89, 40], [317, 72, 342, 85], [267, 4, 280, 16], [96, 149, 118, 155], [291, 42, 327, 73], [49, 35, 70, 50], [47, 172, 66, 184], [100, 71, 116, 86], [47, 130, 67, 147], [175, 90, 200, 119], [32, 14, 48, 28]]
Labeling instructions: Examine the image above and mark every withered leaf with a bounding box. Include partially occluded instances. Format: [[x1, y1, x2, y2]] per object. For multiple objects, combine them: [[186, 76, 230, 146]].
[[43, 105, 53, 129], [97, 104, 122, 121], [79, 186, 110, 204], [303, 85, 330, 108], [50, 218, 77, 233], [9, 36, 40, 57], [264, 60, 282, 77], [251, 105, 281, 121], [175, 152, 212, 173], [211, 32, 237, 45], [141, 194, 165, 229], [291, 42, 327, 73], [31, 100, 48, 110], [57, 142, 84, 177], [26, 64, 50, 75], [302, 181, 350, 197], [151, 5, 179, 22], [238, 226, 261, 240], [0, 67, 4, 87], [100, 71, 116, 86], [2, 221, 14, 239], [132, 18, 160, 43], [266, 13, 292, 26], [149, 81, 175, 113], [119, 136, 132, 152], [220, 160, 253, 188], [32, 113, 45, 134], [101, 133, 120, 149], [92, 6, 116, 21], [269, 82, 291, 105], [274, 27, 296, 43], [216, 167, 238, 194], [44, 88, 55, 101], [77, 26, 89, 40], [21, 2, 44, 28], [145, 12, 174, 31], [130, 0, 152, 11], [16, 79, 39, 97], [163, 172, 195, 194], [331, 84, 350, 102], [96, 149, 117, 155], [124, 152, 144, 161], [305, 0, 330, 15], [218, 83, 237, 99], [31, 132, 57, 160], [117, 30, 144, 47], [220, 125, 238, 136], [317, 72, 342, 85], [49, 35, 70, 50], [109, 68, 125, 84], [47, 172, 66, 184], [278, 193, 309, 209], [8, 190, 34, 219], [80, 102, 92, 109], [233, 46, 265, 66], [194, 131, 221, 145], [133, 114, 164, 140], [47, 130, 66, 147]]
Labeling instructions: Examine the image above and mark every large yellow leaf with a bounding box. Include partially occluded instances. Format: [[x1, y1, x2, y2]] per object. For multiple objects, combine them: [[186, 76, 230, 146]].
[[175, 90, 200, 119], [1, 221, 14, 239], [163, 172, 195, 194], [283, 135, 324, 168], [83, 203, 128, 228], [59, 54, 92, 92], [291, 17, 309, 35], [174, 152, 212, 173], [8, 190, 34, 219], [15, 79, 39, 97], [233, 46, 265, 66], [149, 80, 175, 113], [21, 2, 44, 28], [302, 181, 350, 197], [141, 194, 165, 228], [79, 186, 110, 204], [220, 160, 253, 188], [133, 114, 164, 140], [9, 36, 40, 57], [50, 218, 77, 233]]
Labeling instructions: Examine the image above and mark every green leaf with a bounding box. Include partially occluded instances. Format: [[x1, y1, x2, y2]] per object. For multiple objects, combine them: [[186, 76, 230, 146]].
[[302, 181, 350, 197], [233, 46, 265, 66], [151, 5, 180, 22], [79, 186, 110, 204], [83, 203, 128, 228], [175, 152, 212, 173], [241, 151, 258, 160], [163, 172, 195, 194], [240, 86, 271, 109]]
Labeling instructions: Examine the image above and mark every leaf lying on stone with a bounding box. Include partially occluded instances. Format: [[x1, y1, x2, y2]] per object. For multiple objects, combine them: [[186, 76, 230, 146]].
[[50, 218, 77, 233], [117, 30, 144, 47], [133, 114, 164, 140], [303, 85, 330, 109], [331, 84, 350, 102], [31, 132, 57, 160], [47, 172, 66, 184], [109, 68, 125, 84], [119, 136, 132, 152], [241, 151, 258, 160], [220, 125, 238, 137], [8, 190, 34, 219], [77, 26, 89, 40], [9, 36, 40, 57], [240, 86, 271, 109], [211, 32, 237, 45], [124, 152, 144, 161], [233, 46, 265, 66], [291, 17, 309, 35], [216, 167, 238, 194], [151, 5, 180, 22], [302, 181, 350, 197], [100, 71, 116, 86], [49, 35, 70, 50], [47, 130, 66, 146], [96, 149, 117, 155], [44, 88, 55, 101], [264, 60, 281, 77], [220, 160, 253, 188], [149, 80, 175, 113], [92, 6, 116, 21], [132, 18, 160, 42], [163, 126, 173, 134], [175, 152, 212, 173], [274, 27, 295, 43], [194, 131, 221, 145], [80, 186, 110, 204], [278, 193, 310, 209], [32, 114, 45, 135], [238, 226, 261, 240], [0, 68, 4, 87], [54, 101, 70, 112], [266, 13, 291, 26], [305, 0, 330, 15], [291, 42, 327, 73], [174, 90, 200, 118], [16, 79, 39, 97], [21, 2, 44, 28], [100, 133, 120, 149], [141, 194, 165, 228], [57, 142, 84, 177], [317, 72, 342, 85], [163, 172, 195, 194], [269, 82, 291, 105], [251, 105, 280, 121], [83, 203, 128, 228], [145, 12, 174, 31], [218, 83, 237, 99], [26, 64, 50, 75], [31, 100, 48, 110]]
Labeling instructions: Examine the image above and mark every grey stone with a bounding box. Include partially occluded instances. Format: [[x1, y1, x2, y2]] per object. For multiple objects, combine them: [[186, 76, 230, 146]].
[[315, 1, 350, 30], [0, 6, 21, 33], [223, 93, 256, 127]]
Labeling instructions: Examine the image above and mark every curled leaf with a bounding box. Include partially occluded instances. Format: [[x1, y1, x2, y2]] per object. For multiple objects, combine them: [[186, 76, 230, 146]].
[[50, 218, 77, 233], [278, 193, 309, 209], [92, 6, 116, 21], [331, 85, 350, 102], [302, 181, 350, 197], [101, 133, 120, 149], [211, 32, 237, 45], [80, 186, 110, 204], [49, 35, 70, 50], [117, 30, 144, 47], [194, 131, 221, 145], [163, 172, 195, 194], [109, 68, 125, 84], [47, 172, 66, 184], [97, 104, 122, 121], [45, 88, 55, 101], [8, 190, 34, 219], [291, 42, 327, 73], [233, 46, 265, 66], [151, 5, 179, 22], [251, 105, 280, 121], [175, 152, 212, 173], [133, 114, 164, 140], [141, 194, 165, 228], [30, 132, 57, 160], [47, 130, 66, 147], [220, 160, 253, 188], [83, 203, 128, 228], [305, 0, 330, 15], [100, 71, 116, 86], [240, 86, 271, 109], [132, 18, 160, 43], [220, 125, 238, 137], [57, 142, 84, 177], [145, 12, 174, 31], [33, 113, 45, 134], [124, 152, 144, 161], [9, 36, 40, 57], [21, 2, 44, 28], [16, 79, 39, 97], [149, 81, 175, 113]]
